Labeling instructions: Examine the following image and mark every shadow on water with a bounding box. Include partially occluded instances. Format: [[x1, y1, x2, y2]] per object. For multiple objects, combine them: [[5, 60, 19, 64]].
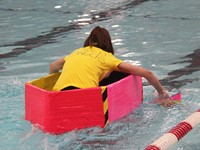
[[0, 0, 199, 89], [160, 48, 200, 89], [0, 0, 158, 59]]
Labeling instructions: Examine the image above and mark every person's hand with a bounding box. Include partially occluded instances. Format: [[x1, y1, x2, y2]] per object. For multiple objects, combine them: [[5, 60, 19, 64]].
[[158, 90, 169, 99], [154, 91, 179, 107]]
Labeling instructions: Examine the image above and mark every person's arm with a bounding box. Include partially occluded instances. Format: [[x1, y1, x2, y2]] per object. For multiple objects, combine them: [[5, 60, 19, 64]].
[[49, 57, 65, 74], [118, 62, 167, 97]]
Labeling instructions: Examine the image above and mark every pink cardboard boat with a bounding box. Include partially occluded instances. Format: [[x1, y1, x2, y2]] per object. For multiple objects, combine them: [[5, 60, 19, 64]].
[[25, 72, 143, 134]]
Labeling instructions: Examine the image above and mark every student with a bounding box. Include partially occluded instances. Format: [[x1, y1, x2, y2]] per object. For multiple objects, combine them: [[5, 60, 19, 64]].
[[49, 26, 169, 98]]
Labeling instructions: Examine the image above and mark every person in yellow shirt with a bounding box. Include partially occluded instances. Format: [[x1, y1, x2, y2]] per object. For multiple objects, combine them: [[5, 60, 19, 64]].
[[49, 26, 168, 99]]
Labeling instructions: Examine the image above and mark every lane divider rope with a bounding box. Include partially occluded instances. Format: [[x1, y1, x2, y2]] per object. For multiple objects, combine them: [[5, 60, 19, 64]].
[[145, 109, 200, 150]]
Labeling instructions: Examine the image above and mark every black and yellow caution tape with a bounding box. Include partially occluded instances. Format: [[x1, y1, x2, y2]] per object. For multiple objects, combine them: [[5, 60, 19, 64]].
[[101, 86, 109, 126]]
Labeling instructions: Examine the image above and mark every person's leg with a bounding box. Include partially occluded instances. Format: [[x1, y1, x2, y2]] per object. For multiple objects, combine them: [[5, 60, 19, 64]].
[[61, 86, 79, 91]]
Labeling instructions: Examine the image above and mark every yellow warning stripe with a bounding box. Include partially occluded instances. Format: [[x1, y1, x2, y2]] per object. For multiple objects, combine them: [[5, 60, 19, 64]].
[[103, 98, 108, 114], [101, 86, 109, 126]]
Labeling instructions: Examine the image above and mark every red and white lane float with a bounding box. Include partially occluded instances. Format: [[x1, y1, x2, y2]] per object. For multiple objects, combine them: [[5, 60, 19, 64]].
[[145, 109, 200, 150], [25, 72, 143, 134]]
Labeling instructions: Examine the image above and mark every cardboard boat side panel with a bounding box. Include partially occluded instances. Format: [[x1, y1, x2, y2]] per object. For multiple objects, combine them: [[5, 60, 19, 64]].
[[107, 75, 143, 122], [28, 73, 60, 91], [25, 83, 48, 128], [43, 88, 105, 134], [25, 83, 105, 134]]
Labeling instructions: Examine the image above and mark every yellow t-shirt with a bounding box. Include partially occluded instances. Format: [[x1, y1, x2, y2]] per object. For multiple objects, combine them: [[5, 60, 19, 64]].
[[53, 46, 122, 91]]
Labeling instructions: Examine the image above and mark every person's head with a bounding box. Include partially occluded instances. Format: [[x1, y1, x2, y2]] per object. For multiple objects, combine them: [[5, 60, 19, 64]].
[[84, 26, 114, 54]]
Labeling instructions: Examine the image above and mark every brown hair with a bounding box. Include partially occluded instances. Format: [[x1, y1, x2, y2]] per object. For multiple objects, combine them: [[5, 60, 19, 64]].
[[84, 26, 114, 54]]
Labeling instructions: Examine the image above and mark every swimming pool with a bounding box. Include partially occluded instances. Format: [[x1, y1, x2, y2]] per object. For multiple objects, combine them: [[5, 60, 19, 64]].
[[0, 0, 200, 149]]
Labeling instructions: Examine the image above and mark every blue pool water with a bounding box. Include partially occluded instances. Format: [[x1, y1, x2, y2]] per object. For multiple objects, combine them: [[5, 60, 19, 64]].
[[0, 0, 200, 149]]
